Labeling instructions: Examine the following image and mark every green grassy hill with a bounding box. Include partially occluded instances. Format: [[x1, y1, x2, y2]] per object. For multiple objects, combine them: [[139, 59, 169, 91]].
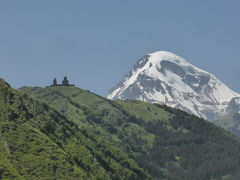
[[19, 84, 240, 180], [2, 77, 240, 179], [0, 79, 146, 180]]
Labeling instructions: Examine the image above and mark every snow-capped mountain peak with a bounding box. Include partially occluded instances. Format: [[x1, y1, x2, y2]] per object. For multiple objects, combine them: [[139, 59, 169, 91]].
[[108, 51, 240, 119]]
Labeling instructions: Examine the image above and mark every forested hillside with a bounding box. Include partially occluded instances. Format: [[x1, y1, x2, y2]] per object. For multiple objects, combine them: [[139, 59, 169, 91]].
[[1, 78, 240, 179], [19, 84, 240, 179], [0, 79, 145, 180]]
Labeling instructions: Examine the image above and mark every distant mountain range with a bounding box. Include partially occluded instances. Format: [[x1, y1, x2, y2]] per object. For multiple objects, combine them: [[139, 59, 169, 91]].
[[213, 112, 240, 136], [108, 51, 240, 120]]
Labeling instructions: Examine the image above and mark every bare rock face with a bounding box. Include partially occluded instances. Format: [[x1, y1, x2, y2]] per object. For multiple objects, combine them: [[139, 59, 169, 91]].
[[227, 97, 240, 113], [108, 51, 240, 120]]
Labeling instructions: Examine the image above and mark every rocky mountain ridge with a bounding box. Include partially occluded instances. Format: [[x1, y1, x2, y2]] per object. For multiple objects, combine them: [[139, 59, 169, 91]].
[[108, 51, 240, 119]]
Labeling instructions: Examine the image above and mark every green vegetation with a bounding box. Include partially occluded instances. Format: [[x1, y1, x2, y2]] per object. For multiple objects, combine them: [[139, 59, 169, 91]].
[[19, 84, 240, 180], [0, 79, 145, 180], [1, 78, 240, 179], [116, 100, 170, 121]]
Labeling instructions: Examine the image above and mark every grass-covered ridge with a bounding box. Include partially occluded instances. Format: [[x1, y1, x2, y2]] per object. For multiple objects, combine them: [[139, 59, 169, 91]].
[[19, 84, 240, 179], [0, 79, 146, 180]]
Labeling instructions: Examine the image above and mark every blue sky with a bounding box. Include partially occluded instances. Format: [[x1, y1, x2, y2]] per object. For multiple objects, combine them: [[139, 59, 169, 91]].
[[0, 0, 239, 96]]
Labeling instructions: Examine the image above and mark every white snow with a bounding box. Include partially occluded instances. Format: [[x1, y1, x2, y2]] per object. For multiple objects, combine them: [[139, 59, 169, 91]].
[[108, 51, 240, 119]]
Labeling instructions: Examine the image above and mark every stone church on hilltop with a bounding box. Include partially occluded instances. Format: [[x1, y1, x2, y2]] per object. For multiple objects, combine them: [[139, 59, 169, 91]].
[[51, 76, 75, 86]]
